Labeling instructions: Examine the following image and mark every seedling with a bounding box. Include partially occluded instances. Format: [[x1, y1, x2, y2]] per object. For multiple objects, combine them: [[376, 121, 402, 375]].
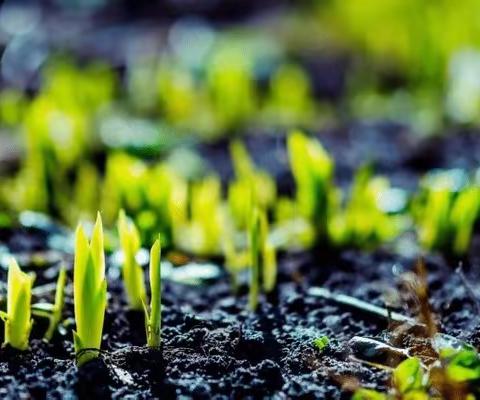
[[207, 46, 255, 131], [414, 170, 480, 255], [393, 357, 426, 394], [32, 266, 67, 341], [265, 63, 315, 127], [118, 210, 147, 310], [313, 336, 330, 352], [248, 208, 277, 311], [248, 209, 261, 311], [0, 257, 34, 350], [228, 140, 276, 229], [175, 176, 223, 256], [143, 239, 162, 348], [262, 239, 277, 293], [354, 357, 427, 399], [103, 153, 187, 246], [329, 166, 403, 248], [443, 349, 480, 384], [288, 130, 334, 241], [73, 213, 107, 366]]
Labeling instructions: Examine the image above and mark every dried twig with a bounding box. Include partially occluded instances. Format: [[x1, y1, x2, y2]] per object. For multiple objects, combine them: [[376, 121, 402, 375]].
[[308, 287, 420, 325], [414, 258, 437, 336]]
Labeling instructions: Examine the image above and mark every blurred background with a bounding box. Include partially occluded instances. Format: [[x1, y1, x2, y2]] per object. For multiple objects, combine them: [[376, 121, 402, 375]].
[[0, 0, 480, 244]]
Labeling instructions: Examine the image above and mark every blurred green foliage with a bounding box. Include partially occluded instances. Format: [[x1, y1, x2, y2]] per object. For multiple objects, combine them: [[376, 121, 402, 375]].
[[355, 347, 480, 399], [329, 166, 404, 249], [288, 131, 403, 249], [412, 170, 480, 255], [0, 4, 479, 260], [288, 130, 334, 241], [315, 0, 480, 128]]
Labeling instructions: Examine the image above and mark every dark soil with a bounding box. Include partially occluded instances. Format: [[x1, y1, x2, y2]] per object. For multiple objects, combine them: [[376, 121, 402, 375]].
[[1, 128, 480, 399]]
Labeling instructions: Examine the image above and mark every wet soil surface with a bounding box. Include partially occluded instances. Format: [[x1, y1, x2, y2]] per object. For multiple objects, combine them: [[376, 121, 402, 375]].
[[0, 130, 480, 399], [0, 227, 479, 399]]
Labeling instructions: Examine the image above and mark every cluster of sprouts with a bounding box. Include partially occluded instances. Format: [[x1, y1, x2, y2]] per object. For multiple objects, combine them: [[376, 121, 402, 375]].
[[412, 169, 480, 255], [0, 212, 162, 368]]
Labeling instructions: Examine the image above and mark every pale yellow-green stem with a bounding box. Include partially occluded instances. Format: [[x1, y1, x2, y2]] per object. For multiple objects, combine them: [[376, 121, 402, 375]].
[[1, 258, 34, 350], [144, 238, 162, 347], [118, 209, 146, 310], [73, 212, 107, 366]]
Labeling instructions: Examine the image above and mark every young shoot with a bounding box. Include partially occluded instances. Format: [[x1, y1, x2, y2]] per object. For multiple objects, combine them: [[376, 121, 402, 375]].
[[207, 46, 255, 131], [248, 208, 277, 311], [102, 153, 186, 247], [32, 266, 67, 341], [287, 130, 334, 241], [0, 257, 34, 350], [353, 357, 427, 399], [313, 336, 330, 352], [73, 213, 107, 366], [414, 169, 480, 255], [228, 140, 276, 229], [175, 176, 223, 256], [328, 166, 404, 248], [118, 210, 146, 310], [144, 238, 161, 348], [248, 209, 261, 311]]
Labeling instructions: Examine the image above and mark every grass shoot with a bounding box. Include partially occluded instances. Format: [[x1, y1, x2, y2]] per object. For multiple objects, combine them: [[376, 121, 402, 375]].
[[248, 208, 277, 310], [313, 336, 330, 352], [414, 170, 480, 255], [0, 257, 34, 351], [118, 210, 147, 310], [73, 213, 107, 366], [328, 166, 403, 248], [144, 238, 162, 348], [287, 130, 334, 241]]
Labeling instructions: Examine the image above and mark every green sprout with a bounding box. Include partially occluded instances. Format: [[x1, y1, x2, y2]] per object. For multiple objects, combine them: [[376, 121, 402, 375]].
[[264, 63, 315, 127], [157, 61, 197, 127], [353, 357, 427, 400], [414, 170, 480, 255], [73, 213, 107, 366], [70, 162, 101, 224], [118, 210, 147, 310], [248, 209, 261, 311], [329, 165, 404, 248], [175, 176, 224, 256], [0, 257, 34, 351], [228, 178, 253, 230], [440, 347, 480, 384], [313, 336, 330, 352], [288, 130, 334, 242], [262, 238, 277, 293], [102, 153, 187, 246], [228, 140, 276, 229], [143, 238, 162, 348], [207, 45, 255, 132], [393, 357, 426, 395], [32, 266, 67, 341], [248, 208, 277, 311]]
